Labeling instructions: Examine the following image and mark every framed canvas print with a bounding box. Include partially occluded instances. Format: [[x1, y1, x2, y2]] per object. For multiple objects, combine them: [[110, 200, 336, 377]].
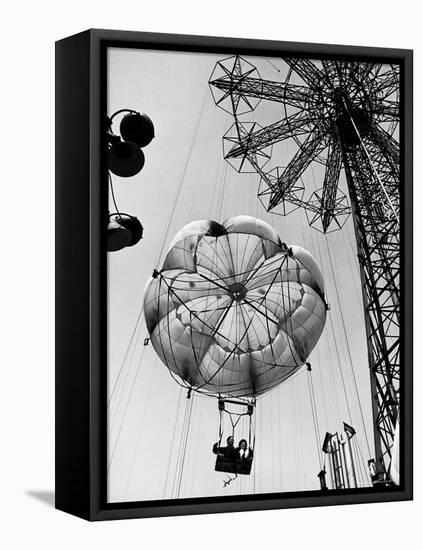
[[55, 29, 413, 521]]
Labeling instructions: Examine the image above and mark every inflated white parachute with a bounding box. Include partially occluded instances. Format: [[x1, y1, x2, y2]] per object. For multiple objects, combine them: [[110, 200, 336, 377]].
[[144, 215, 327, 398]]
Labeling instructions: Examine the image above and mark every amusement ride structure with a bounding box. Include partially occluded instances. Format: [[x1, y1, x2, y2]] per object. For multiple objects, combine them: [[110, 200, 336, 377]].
[[209, 55, 400, 484], [107, 54, 401, 500]]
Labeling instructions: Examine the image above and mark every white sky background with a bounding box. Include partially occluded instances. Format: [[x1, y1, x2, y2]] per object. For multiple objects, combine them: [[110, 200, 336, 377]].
[[107, 47, 376, 503]]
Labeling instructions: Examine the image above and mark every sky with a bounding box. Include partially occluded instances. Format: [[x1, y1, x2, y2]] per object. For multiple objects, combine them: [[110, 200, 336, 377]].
[[107, 47, 377, 503]]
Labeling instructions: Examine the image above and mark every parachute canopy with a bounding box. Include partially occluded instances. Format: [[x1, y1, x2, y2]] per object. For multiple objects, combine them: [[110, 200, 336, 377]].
[[144, 215, 327, 398]]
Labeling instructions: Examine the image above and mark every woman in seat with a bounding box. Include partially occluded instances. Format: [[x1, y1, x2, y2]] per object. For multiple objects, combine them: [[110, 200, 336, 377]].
[[236, 439, 253, 474]]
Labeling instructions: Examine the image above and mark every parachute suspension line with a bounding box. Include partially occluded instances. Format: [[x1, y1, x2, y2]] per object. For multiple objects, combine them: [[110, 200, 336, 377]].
[[327, 311, 354, 426], [108, 315, 140, 409], [108, 310, 145, 415], [226, 409, 243, 438], [237, 416, 244, 496], [248, 409, 256, 450], [232, 296, 240, 396], [289, 375, 299, 488], [276, 386, 283, 492], [109, 88, 207, 430], [324, 235, 372, 459], [297, 377, 307, 488], [123, 360, 158, 499], [176, 394, 194, 499], [276, 253, 306, 372], [208, 136, 223, 219], [299, 379, 307, 489], [109, 88, 197, 456], [352, 431, 372, 487], [170, 394, 190, 498], [108, 309, 150, 465], [314, 332, 330, 433], [108, 88, 209, 476], [303, 208, 352, 480], [253, 405, 259, 493], [307, 167, 372, 478], [187, 97, 214, 221], [351, 436, 366, 487], [172, 393, 194, 499], [162, 387, 184, 499], [271, 392, 275, 490], [218, 403, 224, 447], [247, 411, 256, 491], [348, 431, 371, 487], [155, 87, 210, 267], [304, 170, 355, 429], [307, 368, 324, 470], [285, 259, 306, 367], [107, 340, 149, 471], [217, 161, 229, 220], [110, 87, 208, 420], [307, 219, 343, 424], [326, 330, 342, 421], [298, 218, 330, 474], [218, 400, 255, 443], [112, 89, 206, 467], [109, 339, 142, 432], [189, 395, 204, 496]]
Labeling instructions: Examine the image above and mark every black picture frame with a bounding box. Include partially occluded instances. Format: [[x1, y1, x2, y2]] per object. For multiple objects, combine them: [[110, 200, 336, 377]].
[[55, 28, 413, 521]]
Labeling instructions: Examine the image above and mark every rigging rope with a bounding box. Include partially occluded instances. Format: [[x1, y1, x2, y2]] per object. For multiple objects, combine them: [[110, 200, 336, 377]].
[[324, 235, 372, 459], [107, 308, 145, 408], [162, 388, 184, 499], [108, 87, 210, 478], [108, 316, 144, 426], [107, 341, 148, 471], [189, 395, 205, 496], [155, 88, 210, 266], [123, 362, 157, 498], [307, 369, 324, 470], [174, 395, 194, 499], [308, 161, 373, 464]]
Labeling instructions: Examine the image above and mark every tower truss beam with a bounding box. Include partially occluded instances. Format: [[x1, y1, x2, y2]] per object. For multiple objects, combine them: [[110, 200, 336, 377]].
[[210, 56, 401, 480]]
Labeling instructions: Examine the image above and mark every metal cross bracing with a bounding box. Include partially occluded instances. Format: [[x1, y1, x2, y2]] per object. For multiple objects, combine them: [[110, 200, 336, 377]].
[[209, 55, 400, 482]]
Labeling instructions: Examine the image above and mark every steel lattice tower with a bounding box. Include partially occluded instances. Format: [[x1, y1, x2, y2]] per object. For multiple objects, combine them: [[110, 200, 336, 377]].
[[209, 56, 400, 482]]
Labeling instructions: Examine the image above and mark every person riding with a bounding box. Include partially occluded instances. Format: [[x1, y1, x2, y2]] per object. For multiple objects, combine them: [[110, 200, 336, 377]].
[[237, 439, 253, 464], [212, 435, 237, 461]]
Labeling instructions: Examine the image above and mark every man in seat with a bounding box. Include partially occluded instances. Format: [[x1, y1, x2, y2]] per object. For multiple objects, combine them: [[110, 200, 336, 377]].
[[213, 436, 237, 461]]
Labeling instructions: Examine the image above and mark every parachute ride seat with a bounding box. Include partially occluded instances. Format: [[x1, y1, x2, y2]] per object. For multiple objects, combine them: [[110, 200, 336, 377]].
[[238, 457, 253, 475], [214, 455, 239, 475], [214, 455, 253, 475], [213, 441, 254, 475], [213, 397, 255, 476], [213, 441, 238, 474]]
